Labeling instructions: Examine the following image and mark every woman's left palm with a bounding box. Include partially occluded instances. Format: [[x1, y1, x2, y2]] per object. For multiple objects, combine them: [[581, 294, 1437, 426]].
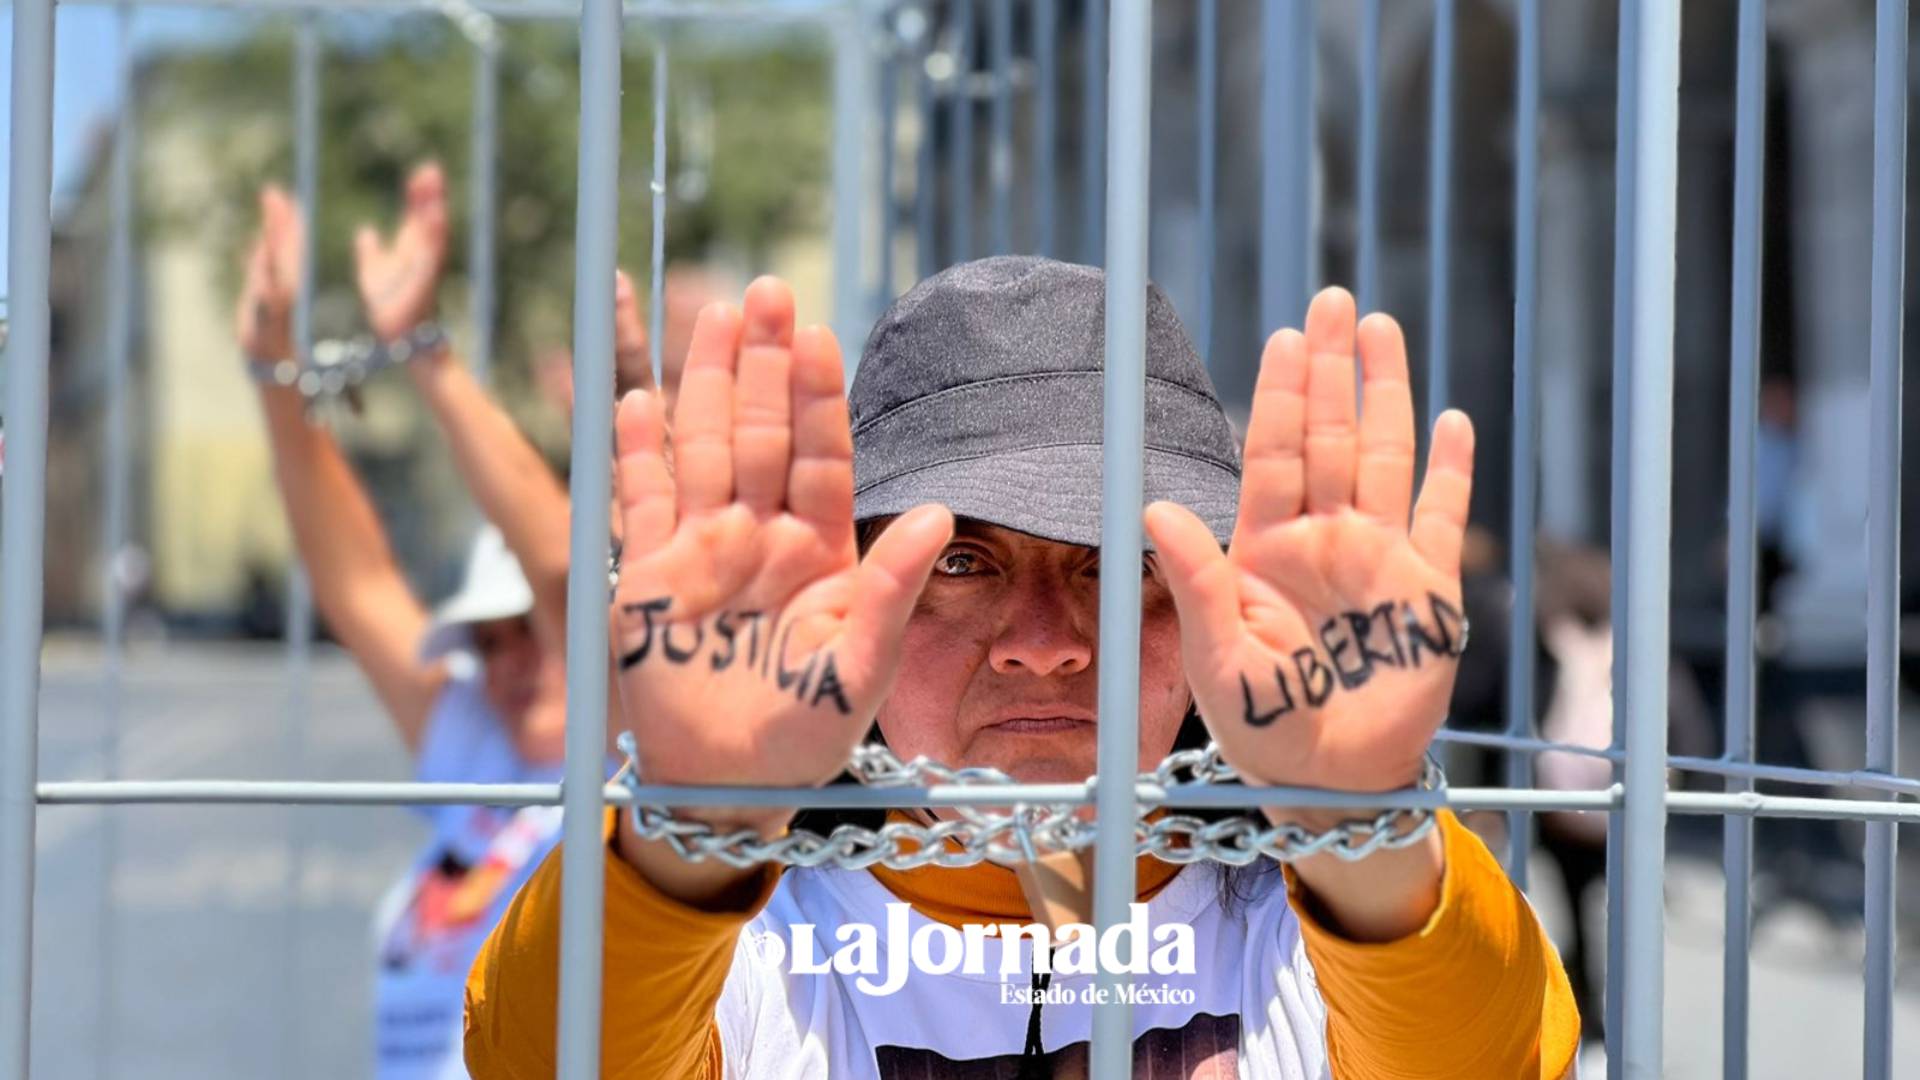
[[1145, 287, 1475, 794]]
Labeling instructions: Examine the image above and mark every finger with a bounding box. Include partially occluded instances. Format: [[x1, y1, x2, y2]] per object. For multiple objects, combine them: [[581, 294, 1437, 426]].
[[786, 324, 854, 548], [732, 277, 796, 517], [1353, 312, 1417, 525], [1144, 501, 1244, 662], [1236, 329, 1310, 536], [244, 235, 271, 300], [407, 161, 445, 208], [672, 300, 745, 515], [407, 161, 449, 261], [614, 270, 653, 391], [615, 389, 677, 557], [838, 504, 953, 686], [237, 239, 271, 340], [276, 191, 306, 295], [354, 225, 387, 278], [1302, 286, 1359, 513], [1409, 409, 1476, 576], [259, 188, 291, 291]]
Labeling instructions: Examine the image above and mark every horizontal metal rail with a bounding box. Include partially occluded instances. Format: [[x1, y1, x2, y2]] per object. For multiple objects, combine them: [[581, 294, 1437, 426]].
[[31, 779, 1920, 824], [1436, 728, 1920, 797], [52, 0, 842, 20]]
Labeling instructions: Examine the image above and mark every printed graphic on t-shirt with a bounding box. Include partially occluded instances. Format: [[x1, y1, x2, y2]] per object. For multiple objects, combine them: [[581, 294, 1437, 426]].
[[872, 1010, 1240, 1078]]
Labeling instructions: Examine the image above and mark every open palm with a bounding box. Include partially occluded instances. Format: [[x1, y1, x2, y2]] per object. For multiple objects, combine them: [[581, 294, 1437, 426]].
[[235, 186, 304, 362], [1145, 287, 1474, 794], [355, 162, 449, 340], [609, 278, 951, 805]]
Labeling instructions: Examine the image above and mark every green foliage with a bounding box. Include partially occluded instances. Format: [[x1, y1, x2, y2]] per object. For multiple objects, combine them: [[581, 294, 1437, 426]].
[[139, 18, 831, 378]]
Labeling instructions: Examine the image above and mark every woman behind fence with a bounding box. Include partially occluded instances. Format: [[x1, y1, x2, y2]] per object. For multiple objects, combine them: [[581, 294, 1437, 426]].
[[463, 258, 1580, 1078], [235, 170, 642, 1079]]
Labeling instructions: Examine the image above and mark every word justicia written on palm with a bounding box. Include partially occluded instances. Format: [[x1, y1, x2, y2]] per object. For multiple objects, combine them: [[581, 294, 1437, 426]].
[[619, 596, 854, 716], [1238, 591, 1467, 728]]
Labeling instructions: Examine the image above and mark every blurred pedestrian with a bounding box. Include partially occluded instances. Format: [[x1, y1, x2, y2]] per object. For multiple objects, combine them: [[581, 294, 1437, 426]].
[[237, 180, 567, 1079]]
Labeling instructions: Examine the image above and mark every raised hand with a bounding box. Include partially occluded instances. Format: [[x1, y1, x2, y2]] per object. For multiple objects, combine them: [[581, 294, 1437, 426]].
[[609, 277, 951, 829], [235, 185, 304, 363], [614, 269, 654, 396], [1145, 286, 1474, 795], [355, 162, 449, 341]]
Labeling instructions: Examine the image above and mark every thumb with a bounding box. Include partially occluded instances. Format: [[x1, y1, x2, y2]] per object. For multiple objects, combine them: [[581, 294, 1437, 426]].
[[614, 270, 652, 385], [354, 225, 386, 276], [838, 504, 952, 692], [1143, 501, 1243, 662]]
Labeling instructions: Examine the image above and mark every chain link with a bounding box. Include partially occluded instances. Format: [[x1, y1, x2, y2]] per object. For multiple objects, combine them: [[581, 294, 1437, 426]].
[[247, 321, 450, 407], [617, 732, 1442, 871]]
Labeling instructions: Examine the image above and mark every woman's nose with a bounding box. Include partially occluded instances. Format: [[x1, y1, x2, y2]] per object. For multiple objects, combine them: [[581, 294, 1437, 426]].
[[987, 586, 1094, 677]]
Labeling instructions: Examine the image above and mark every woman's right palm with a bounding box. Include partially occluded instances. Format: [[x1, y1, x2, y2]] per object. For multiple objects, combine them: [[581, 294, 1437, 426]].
[[609, 278, 951, 804]]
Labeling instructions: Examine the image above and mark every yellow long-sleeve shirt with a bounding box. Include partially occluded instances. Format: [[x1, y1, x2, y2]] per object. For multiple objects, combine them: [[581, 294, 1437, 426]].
[[465, 810, 1578, 1078]]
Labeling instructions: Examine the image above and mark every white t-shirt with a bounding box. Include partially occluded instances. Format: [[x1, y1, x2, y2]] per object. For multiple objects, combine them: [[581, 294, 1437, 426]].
[[716, 859, 1332, 1079], [373, 676, 565, 1080]]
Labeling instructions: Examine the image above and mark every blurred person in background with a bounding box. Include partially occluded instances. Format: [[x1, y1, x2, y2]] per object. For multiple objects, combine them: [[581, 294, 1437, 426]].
[[535, 262, 729, 423], [236, 163, 641, 1078]]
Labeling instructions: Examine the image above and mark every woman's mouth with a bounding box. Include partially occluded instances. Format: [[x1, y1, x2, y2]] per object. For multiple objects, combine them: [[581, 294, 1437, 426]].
[[986, 716, 1094, 734]]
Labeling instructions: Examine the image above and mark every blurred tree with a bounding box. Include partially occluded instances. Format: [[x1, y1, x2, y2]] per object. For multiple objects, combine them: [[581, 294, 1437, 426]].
[[123, 16, 830, 605], [139, 17, 831, 393]]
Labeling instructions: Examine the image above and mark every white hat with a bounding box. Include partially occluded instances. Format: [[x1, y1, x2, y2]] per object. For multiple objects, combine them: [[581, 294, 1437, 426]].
[[418, 525, 537, 662]]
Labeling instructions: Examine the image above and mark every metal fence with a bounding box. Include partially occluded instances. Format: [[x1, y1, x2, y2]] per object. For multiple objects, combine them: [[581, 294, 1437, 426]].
[[1, 1, 1912, 1078]]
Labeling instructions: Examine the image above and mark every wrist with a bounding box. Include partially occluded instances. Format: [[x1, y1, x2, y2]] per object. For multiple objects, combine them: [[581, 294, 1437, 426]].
[[614, 804, 791, 912]]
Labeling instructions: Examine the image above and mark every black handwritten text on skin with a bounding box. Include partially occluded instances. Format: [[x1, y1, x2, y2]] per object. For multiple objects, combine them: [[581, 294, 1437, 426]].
[[616, 597, 853, 715], [1239, 593, 1468, 727]]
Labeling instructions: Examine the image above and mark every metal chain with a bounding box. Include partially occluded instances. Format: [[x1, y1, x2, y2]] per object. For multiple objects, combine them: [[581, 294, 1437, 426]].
[[617, 731, 1443, 871], [247, 320, 450, 407]]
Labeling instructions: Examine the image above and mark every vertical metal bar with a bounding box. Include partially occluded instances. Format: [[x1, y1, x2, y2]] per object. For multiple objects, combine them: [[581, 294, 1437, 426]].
[[950, 0, 975, 264], [916, 37, 938, 279], [650, 40, 668, 392], [1091, 2, 1150, 1073], [832, 5, 873, 374], [989, 0, 1013, 255], [96, 9, 138, 1076], [288, 17, 319, 718], [0, 0, 56, 1070], [1355, 0, 1381, 314], [1195, 0, 1217, 364], [1721, 3, 1765, 1075], [1604, 3, 1640, 1072], [555, 0, 620, 1074], [102, 2, 136, 774], [1863, 0, 1906, 1075], [1033, 0, 1058, 257], [1619, 0, 1679, 1073], [1425, 0, 1454, 426], [1080, 0, 1106, 265], [1503, 0, 1540, 888], [878, 31, 898, 303], [284, 22, 321, 1075], [1259, 0, 1314, 333], [469, 35, 500, 386]]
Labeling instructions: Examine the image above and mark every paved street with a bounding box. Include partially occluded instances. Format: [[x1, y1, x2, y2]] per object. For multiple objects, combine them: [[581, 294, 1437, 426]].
[[22, 640, 1920, 1078]]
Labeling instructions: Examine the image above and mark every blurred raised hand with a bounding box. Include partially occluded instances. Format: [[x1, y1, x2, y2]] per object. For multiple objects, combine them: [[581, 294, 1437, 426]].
[[355, 162, 449, 341], [234, 185, 304, 363]]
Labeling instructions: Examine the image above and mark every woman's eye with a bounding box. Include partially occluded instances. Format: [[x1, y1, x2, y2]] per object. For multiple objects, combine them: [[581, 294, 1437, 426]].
[[935, 551, 982, 576]]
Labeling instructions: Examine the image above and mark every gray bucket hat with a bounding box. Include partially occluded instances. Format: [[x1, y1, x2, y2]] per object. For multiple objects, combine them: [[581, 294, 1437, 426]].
[[850, 255, 1241, 548]]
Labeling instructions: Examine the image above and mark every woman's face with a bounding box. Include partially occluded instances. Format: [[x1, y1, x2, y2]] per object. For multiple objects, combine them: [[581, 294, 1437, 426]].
[[471, 615, 567, 764], [874, 519, 1191, 788]]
